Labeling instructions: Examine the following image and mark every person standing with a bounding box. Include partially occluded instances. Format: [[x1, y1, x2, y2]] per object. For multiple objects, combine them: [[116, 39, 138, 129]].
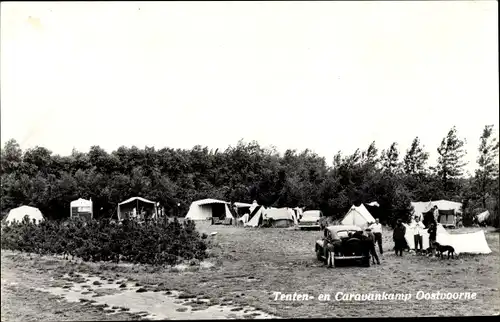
[[427, 223, 437, 257], [410, 216, 425, 254], [365, 228, 381, 265], [393, 219, 406, 256], [432, 205, 439, 225], [369, 218, 384, 255]]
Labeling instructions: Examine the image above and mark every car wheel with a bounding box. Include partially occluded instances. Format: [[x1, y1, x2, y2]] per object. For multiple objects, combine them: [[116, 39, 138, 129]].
[[362, 257, 370, 267]]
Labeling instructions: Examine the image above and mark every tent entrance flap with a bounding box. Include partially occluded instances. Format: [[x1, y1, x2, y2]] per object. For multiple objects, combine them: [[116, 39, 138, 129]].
[[118, 197, 157, 221], [208, 203, 227, 219]]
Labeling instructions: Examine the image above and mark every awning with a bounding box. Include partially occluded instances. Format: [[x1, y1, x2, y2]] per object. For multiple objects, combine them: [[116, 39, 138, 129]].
[[118, 196, 156, 206]]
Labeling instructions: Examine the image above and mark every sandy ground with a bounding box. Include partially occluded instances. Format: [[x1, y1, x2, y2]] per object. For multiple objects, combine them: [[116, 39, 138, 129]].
[[2, 223, 499, 320]]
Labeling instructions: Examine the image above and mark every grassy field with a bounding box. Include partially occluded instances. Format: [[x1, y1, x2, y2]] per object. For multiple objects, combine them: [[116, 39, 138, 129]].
[[2, 222, 499, 319]]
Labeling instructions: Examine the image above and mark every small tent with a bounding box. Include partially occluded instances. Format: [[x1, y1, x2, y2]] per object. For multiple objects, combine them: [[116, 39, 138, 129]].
[[293, 207, 304, 220], [249, 200, 259, 214], [244, 205, 265, 227], [341, 204, 376, 229], [476, 210, 490, 224], [70, 198, 93, 221], [5, 205, 44, 224], [117, 196, 157, 221], [244, 206, 296, 228], [185, 199, 234, 223]]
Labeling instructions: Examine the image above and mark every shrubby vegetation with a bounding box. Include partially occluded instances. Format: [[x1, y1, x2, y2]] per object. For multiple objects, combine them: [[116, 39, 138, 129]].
[[1, 125, 498, 227], [0, 216, 207, 265]]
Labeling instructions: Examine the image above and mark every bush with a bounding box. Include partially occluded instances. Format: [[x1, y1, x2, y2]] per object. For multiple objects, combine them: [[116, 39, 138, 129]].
[[0, 216, 207, 266]]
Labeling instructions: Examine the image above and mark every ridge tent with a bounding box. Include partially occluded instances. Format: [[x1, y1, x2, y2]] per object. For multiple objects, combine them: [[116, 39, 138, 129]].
[[185, 199, 234, 223], [293, 207, 304, 220], [117, 196, 157, 221], [249, 200, 259, 215], [244, 206, 296, 228], [244, 205, 265, 227], [403, 223, 492, 255], [341, 204, 376, 229], [265, 208, 297, 227], [70, 198, 93, 221], [5, 205, 44, 224]]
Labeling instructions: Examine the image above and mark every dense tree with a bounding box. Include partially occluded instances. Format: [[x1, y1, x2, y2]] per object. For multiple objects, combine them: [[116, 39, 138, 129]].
[[474, 125, 499, 209], [403, 137, 429, 176], [435, 126, 467, 194], [381, 142, 402, 174], [1, 126, 498, 227]]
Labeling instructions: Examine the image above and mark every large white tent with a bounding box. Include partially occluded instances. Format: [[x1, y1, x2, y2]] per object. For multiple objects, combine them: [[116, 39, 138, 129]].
[[403, 223, 492, 255], [70, 198, 93, 220], [185, 199, 234, 221], [341, 204, 376, 229], [5, 205, 44, 224]]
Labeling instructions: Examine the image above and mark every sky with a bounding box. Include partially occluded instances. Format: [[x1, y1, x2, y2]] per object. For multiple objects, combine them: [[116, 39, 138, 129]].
[[1, 1, 498, 175]]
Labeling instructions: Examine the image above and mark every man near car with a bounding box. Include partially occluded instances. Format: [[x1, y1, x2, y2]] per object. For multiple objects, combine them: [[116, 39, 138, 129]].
[[410, 216, 425, 254], [365, 228, 380, 265], [369, 218, 383, 255], [323, 228, 335, 266]]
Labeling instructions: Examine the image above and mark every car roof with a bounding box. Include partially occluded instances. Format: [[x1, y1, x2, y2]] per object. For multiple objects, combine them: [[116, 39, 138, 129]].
[[302, 210, 321, 216], [326, 225, 362, 233]]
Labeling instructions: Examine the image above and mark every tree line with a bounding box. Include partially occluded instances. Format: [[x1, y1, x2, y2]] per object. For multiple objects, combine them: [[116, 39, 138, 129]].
[[1, 125, 498, 226]]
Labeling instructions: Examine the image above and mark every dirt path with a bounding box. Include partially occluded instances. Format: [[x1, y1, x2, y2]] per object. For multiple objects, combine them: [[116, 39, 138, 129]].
[[1, 254, 140, 321], [1, 251, 277, 320]]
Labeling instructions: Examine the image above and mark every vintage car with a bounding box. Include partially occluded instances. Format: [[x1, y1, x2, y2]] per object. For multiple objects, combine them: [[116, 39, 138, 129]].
[[315, 225, 371, 267], [298, 210, 324, 230]]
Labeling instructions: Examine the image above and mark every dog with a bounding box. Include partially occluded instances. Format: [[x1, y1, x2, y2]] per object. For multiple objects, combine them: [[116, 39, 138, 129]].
[[432, 242, 457, 259], [421, 247, 433, 256]]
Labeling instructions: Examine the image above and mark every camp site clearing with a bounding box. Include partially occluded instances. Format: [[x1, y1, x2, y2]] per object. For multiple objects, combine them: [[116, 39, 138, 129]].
[[1, 221, 499, 320]]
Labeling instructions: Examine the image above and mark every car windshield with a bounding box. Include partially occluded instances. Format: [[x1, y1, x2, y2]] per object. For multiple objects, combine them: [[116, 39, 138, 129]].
[[303, 212, 320, 219]]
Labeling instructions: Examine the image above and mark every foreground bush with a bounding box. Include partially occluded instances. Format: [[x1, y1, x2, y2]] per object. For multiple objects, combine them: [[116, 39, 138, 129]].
[[0, 217, 207, 266]]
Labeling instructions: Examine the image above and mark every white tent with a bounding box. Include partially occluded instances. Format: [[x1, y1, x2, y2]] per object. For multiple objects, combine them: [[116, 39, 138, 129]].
[[476, 210, 490, 223], [70, 198, 93, 220], [341, 204, 376, 229], [5, 205, 44, 224], [411, 200, 463, 228], [185, 199, 234, 221], [403, 223, 492, 255], [117, 196, 157, 221], [249, 200, 259, 214], [245, 206, 265, 227], [244, 206, 296, 227], [411, 200, 463, 218], [293, 207, 304, 219]]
